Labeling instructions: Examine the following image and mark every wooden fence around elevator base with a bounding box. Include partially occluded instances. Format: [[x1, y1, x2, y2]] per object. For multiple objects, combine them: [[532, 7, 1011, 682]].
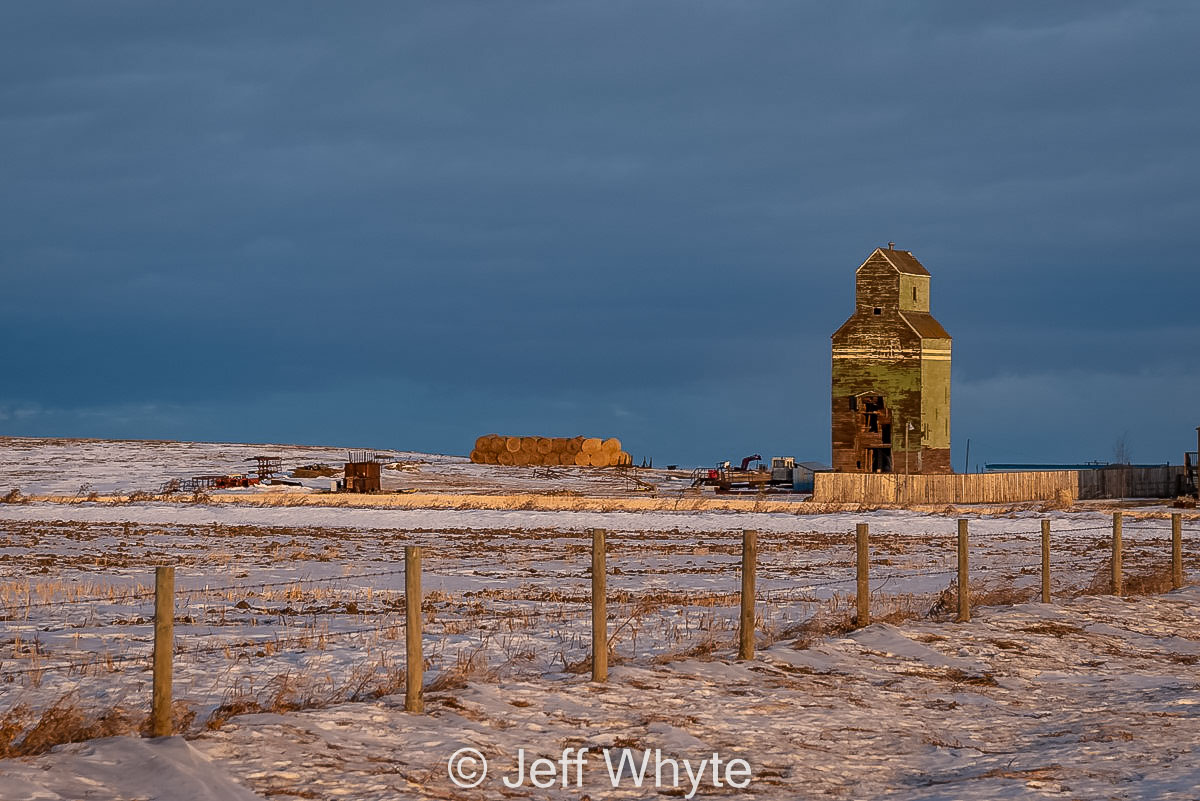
[[812, 470, 1079, 505]]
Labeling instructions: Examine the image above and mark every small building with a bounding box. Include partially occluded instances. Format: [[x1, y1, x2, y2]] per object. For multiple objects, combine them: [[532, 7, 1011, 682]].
[[831, 245, 952, 474], [343, 450, 382, 493]]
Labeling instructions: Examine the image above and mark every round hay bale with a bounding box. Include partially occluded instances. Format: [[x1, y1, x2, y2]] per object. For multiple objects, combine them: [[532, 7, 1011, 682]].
[[470, 449, 485, 463], [505, 437, 522, 453], [485, 451, 500, 465], [581, 437, 602, 454], [601, 437, 621, 454], [574, 452, 590, 466], [497, 451, 514, 466], [536, 438, 553, 455]]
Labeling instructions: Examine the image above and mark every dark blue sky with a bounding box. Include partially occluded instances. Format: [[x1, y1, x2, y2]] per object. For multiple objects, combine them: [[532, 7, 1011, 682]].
[[2, 2, 1198, 467]]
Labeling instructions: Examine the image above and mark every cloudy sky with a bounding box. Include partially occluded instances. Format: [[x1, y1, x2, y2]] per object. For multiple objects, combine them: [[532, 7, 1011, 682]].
[[2, 2, 1197, 467]]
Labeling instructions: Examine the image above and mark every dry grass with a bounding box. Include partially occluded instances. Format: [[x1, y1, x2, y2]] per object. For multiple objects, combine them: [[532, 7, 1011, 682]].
[[0, 692, 171, 757], [968, 584, 1039, 609], [425, 648, 500, 691], [1020, 621, 1084, 637], [206, 654, 407, 730], [1080, 559, 1118, 596], [928, 579, 1038, 619], [1124, 565, 1177, 596], [783, 591, 933, 650], [32, 490, 864, 516]]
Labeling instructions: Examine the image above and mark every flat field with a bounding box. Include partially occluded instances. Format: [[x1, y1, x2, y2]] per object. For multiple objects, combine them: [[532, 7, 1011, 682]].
[[0, 438, 1197, 800]]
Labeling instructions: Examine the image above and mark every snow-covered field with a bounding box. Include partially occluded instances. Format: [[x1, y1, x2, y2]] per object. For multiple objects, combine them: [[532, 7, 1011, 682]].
[[0, 438, 1198, 799], [0, 436, 692, 498]]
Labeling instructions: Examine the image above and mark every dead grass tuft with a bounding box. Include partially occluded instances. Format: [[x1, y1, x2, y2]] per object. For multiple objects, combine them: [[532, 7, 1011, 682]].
[[930, 580, 1036, 618], [206, 656, 407, 730], [787, 596, 857, 650], [650, 636, 721, 664], [426, 648, 499, 690], [1081, 559, 1117, 596], [1124, 565, 1176, 596], [0, 693, 152, 757], [1019, 621, 1084, 637]]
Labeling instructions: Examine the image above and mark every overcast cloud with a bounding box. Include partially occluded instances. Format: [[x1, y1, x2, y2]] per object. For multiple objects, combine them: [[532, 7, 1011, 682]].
[[2, 2, 1198, 466]]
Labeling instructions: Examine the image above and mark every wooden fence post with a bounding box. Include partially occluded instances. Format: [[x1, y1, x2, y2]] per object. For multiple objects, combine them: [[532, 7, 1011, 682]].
[[405, 546, 423, 713], [592, 528, 607, 682], [856, 523, 870, 627], [1111, 512, 1123, 596], [151, 565, 174, 737], [956, 520, 970, 622], [1041, 519, 1051, 604], [1172, 513, 1183, 590], [739, 530, 757, 660]]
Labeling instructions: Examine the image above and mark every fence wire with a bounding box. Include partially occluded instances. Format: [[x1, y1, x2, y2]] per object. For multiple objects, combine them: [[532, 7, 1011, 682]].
[[1, 518, 1194, 684]]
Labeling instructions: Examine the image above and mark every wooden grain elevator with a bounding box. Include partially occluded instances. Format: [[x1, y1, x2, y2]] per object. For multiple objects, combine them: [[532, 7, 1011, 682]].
[[831, 245, 952, 474]]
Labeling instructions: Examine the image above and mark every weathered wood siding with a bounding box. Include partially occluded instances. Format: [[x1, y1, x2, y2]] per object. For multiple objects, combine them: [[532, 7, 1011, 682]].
[[1077, 466, 1186, 499], [831, 248, 951, 474], [813, 470, 1078, 505]]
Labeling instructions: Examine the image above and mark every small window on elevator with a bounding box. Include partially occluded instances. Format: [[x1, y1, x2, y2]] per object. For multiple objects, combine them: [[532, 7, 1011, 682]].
[[873, 307, 882, 315], [912, 287, 917, 301]]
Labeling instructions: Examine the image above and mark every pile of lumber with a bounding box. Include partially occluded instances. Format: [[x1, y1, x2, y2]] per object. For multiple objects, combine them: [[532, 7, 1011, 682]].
[[471, 435, 632, 467]]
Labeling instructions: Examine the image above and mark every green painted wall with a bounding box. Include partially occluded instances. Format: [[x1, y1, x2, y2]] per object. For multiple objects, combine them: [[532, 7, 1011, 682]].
[[920, 339, 951, 450]]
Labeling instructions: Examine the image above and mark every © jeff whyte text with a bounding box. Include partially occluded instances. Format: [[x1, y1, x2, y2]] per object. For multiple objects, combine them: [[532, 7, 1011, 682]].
[[447, 747, 751, 798]]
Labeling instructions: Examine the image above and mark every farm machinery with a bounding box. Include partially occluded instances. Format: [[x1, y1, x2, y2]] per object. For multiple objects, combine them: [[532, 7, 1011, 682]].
[[692, 455, 771, 492], [692, 455, 823, 493]]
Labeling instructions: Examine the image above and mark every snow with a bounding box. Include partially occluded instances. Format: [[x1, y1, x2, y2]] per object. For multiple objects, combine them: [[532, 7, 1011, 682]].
[[0, 436, 691, 499], [0, 437, 1198, 799], [0, 736, 260, 801], [173, 590, 1200, 799]]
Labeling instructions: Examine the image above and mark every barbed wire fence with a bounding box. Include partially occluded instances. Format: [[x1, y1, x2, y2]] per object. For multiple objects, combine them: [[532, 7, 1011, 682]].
[[0, 512, 1194, 742]]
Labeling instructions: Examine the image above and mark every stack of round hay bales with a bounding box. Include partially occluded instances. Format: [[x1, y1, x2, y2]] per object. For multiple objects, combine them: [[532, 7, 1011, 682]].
[[470, 435, 632, 467]]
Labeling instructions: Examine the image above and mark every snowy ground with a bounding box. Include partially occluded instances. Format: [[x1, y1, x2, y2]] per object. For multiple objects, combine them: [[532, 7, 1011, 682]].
[[0, 436, 694, 498], [4, 590, 1200, 800], [0, 438, 1197, 799]]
